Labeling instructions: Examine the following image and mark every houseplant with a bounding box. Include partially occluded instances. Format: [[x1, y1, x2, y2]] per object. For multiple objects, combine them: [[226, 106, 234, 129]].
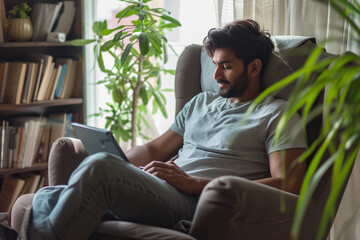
[[6, 2, 33, 41], [73, 0, 181, 147], [244, 0, 360, 239]]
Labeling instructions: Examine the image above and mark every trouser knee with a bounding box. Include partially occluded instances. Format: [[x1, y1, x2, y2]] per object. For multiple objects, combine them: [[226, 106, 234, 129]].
[[69, 152, 125, 184]]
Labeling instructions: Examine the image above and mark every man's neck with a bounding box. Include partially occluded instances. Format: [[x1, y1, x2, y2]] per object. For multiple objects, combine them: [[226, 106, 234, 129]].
[[227, 80, 262, 103]]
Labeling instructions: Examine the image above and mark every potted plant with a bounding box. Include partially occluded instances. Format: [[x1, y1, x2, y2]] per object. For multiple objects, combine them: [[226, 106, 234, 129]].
[[6, 2, 33, 41], [245, 0, 360, 239], [73, 0, 181, 147]]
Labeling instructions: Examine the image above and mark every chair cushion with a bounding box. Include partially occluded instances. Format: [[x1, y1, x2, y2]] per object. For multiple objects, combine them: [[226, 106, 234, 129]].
[[92, 221, 195, 240]]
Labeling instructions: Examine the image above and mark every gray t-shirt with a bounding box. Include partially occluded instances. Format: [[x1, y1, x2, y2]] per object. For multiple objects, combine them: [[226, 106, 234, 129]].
[[170, 92, 307, 180]]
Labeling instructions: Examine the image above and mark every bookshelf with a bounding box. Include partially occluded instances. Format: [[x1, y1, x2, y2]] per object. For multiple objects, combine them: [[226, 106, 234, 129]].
[[0, 0, 85, 212]]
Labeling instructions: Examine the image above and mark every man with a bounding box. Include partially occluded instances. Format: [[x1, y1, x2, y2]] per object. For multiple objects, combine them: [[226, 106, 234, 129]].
[[27, 19, 307, 239]]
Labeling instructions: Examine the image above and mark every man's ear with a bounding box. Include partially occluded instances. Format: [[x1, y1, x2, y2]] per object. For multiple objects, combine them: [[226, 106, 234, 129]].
[[247, 59, 262, 78]]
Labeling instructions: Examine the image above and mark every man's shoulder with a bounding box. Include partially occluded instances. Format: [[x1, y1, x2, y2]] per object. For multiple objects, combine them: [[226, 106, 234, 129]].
[[256, 96, 289, 113], [192, 91, 220, 103]]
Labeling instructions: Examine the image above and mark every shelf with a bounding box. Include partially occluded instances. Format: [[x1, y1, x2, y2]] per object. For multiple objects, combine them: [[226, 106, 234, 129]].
[[0, 98, 84, 118], [0, 98, 83, 111], [0, 41, 78, 48], [0, 163, 48, 177]]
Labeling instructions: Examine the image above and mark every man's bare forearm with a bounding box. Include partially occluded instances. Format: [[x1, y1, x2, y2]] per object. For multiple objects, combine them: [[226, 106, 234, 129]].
[[126, 145, 154, 167]]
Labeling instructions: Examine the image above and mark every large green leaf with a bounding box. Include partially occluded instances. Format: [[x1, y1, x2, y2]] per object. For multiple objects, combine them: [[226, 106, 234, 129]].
[[121, 43, 134, 65], [116, 5, 137, 20], [139, 32, 150, 55], [160, 14, 181, 27]]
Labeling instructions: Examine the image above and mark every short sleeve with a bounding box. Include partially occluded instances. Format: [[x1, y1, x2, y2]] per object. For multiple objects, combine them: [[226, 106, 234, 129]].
[[265, 103, 308, 154]]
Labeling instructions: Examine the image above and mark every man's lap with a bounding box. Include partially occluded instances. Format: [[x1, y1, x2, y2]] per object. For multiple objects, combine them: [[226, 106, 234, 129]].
[[29, 153, 199, 239]]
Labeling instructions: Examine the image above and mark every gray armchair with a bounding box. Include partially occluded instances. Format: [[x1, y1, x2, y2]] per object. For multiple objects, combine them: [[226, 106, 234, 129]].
[[11, 37, 354, 240]]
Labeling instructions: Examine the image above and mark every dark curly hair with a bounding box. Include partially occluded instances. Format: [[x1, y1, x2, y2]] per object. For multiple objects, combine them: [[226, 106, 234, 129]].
[[203, 19, 274, 78]]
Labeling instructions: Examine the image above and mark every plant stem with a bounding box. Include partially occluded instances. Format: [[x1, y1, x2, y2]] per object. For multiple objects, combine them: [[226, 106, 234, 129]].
[[131, 54, 144, 147]]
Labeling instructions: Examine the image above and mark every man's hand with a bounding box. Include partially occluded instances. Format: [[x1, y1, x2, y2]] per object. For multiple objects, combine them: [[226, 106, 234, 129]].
[[143, 161, 210, 195]]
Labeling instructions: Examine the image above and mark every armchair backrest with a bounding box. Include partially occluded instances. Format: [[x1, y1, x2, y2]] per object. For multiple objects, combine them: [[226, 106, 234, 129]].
[[173, 37, 354, 240]]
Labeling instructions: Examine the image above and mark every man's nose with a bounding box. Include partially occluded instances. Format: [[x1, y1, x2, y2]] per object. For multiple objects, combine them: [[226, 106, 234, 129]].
[[213, 66, 222, 80]]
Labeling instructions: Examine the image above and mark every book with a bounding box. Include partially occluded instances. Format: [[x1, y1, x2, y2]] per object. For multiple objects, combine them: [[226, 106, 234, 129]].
[[0, 175, 26, 214], [2, 62, 27, 104], [25, 56, 44, 102], [37, 62, 55, 101], [48, 113, 73, 146], [25, 62, 39, 103], [29, 54, 53, 101], [72, 62, 83, 98], [0, 0, 6, 41], [60, 60, 78, 99], [21, 119, 42, 168], [54, 59, 72, 98], [21, 62, 34, 103], [44, 66, 58, 100], [0, 15, 4, 42], [0, 62, 9, 103], [31, 2, 63, 41], [52, 1, 77, 36], [50, 64, 63, 100], [11, 126, 24, 169], [0, 62, 6, 101], [0, 120, 6, 169], [1, 122, 12, 169]]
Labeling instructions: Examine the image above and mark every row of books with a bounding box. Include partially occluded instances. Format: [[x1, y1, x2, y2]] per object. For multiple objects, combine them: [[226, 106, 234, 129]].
[[0, 113, 75, 170], [0, 54, 82, 104], [0, 173, 45, 214]]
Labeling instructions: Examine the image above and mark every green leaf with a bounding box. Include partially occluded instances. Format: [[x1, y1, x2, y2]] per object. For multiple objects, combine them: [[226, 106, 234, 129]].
[[151, 88, 167, 118], [101, 40, 115, 51], [116, 5, 137, 20], [97, 50, 106, 72], [93, 20, 107, 35], [71, 39, 96, 46], [140, 85, 149, 105], [139, 32, 150, 55], [160, 14, 181, 27], [121, 43, 133, 65], [148, 33, 162, 53], [113, 30, 124, 42], [112, 87, 124, 104]]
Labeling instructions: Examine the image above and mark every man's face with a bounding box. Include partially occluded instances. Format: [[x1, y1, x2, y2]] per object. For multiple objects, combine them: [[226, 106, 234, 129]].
[[212, 48, 250, 98]]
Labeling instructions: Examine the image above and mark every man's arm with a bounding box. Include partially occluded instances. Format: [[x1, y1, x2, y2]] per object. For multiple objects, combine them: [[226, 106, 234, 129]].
[[256, 148, 307, 194], [126, 129, 183, 167], [126, 129, 212, 195]]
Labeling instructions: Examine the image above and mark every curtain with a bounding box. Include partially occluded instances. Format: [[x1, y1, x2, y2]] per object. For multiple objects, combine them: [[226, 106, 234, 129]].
[[214, 0, 359, 55], [213, 1, 359, 239]]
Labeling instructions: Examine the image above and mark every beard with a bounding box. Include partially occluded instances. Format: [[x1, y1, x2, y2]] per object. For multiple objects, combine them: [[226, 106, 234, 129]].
[[218, 72, 250, 98]]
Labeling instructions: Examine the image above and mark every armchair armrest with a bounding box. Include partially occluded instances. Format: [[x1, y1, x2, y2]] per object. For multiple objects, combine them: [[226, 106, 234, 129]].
[[189, 176, 300, 240], [48, 137, 88, 186]]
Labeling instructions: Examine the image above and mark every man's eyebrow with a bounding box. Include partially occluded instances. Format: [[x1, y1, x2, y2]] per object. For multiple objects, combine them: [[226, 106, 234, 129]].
[[212, 60, 232, 65]]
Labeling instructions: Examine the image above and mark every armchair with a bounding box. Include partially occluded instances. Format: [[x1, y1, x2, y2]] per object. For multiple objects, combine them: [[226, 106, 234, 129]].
[[11, 37, 356, 240]]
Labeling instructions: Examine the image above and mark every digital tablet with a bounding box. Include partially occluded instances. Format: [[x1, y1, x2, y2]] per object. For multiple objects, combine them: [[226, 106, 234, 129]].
[[71, 122, 129, 162]]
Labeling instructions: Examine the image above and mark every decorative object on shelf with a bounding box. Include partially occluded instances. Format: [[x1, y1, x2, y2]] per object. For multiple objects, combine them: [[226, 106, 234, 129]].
[[7, 2, 33, 42], [73, 0, 181, 147]]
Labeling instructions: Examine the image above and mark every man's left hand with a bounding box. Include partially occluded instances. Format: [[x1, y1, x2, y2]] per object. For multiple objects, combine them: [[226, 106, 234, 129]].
[[143, 161, 210, 195]]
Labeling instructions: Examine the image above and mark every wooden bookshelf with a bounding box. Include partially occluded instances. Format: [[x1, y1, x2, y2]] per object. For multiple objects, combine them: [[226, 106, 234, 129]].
[[0, 0, 85, 203], [0, 41, 76, 48]]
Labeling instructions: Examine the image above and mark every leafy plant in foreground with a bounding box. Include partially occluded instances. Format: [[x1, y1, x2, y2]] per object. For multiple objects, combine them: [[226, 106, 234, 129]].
[[245, 1, 360, 239]]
